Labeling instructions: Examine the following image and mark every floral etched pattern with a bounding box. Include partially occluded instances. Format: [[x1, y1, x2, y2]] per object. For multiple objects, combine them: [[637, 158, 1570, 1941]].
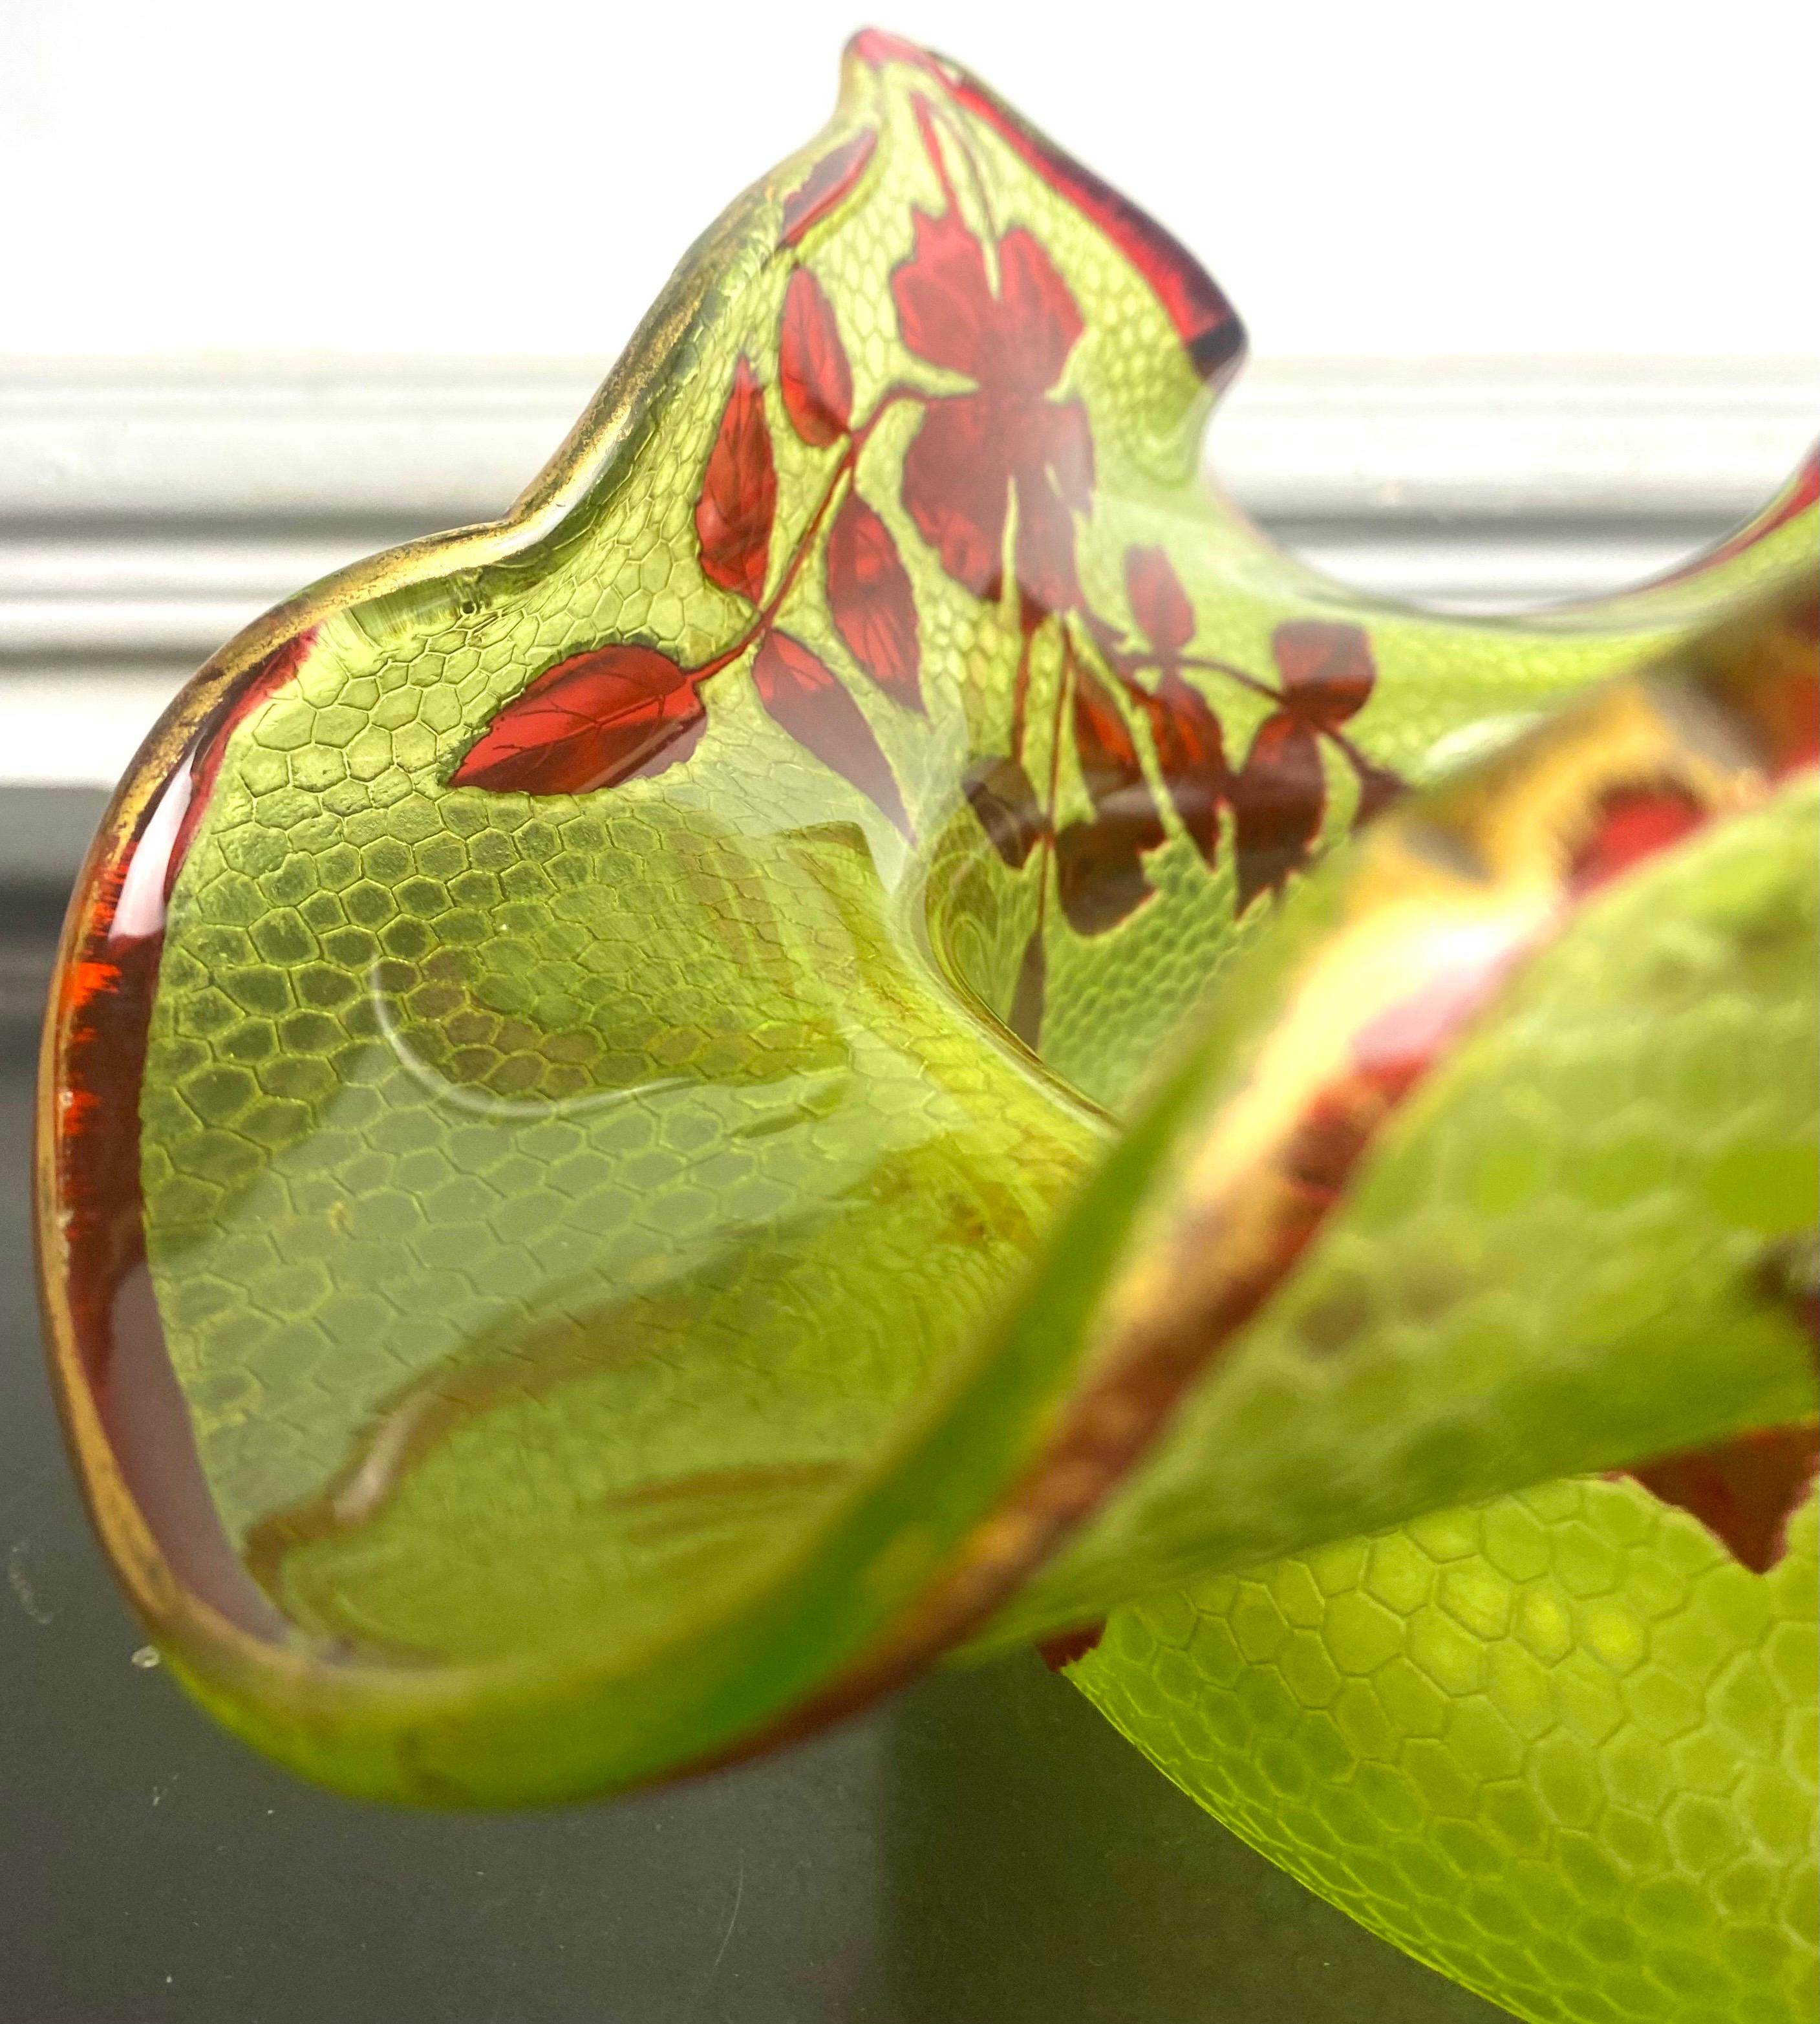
[[892, 105, 1093, 616], [454, 77, 1404, 1046]]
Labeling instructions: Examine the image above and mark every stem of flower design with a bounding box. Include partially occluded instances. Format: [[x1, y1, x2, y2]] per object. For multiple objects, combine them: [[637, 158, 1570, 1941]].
[[1150, 648, 1281, 706], [1123, 643, 1402, 793], [1009, 611, 1038, 764], [693, 382, 924, 683], [1322, 725, 1387, 779], [1031, 629, 1076, 945]]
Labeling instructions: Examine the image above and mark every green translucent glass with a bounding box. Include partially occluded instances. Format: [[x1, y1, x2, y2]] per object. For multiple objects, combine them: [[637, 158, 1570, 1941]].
[[37, 32, 1815, 2024]]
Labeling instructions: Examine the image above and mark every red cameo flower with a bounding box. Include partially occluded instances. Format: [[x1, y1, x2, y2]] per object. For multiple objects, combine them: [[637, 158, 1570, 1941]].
[[892, 202, 1094, 616]]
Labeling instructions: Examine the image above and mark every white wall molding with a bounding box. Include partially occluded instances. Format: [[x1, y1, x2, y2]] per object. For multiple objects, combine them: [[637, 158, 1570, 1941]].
[[1, 355, 1813, 787], [4, 354, 1814, 526]]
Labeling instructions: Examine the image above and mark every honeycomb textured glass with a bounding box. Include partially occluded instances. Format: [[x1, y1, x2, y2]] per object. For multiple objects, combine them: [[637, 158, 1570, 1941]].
[[36, 32, 1817, 2024]]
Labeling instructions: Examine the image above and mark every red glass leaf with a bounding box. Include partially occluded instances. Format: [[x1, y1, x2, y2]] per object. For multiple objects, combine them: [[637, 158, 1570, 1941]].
[[1010, 470, 1077, 618], [1231, 711, 1325, 913], [987, 116, 1241, 386], [1138, 670, 1226, 865], [452, 643, 705, 794], [780, 127, 879, 246], [1272, 621, 1376, 729], [1036, 1620, 1104, 1671], [695, 355, 777, 606], [1351, 760, 1407, 829], [1009, 926, 1046, 1048], [1124, 546, 1195, 659], [751, 630, 910, 835], [1073, 663, 1152, 815], [1058, 664, 1163, 932], [1055, 819, 1155, 934], [778, 270, 853, 448], [826, 491, 922, 709], [1626, 1424, 1819, 1573], [963, 754, 1047, 868]]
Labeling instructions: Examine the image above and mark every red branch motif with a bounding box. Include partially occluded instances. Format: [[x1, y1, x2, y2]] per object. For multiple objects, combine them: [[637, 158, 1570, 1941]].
[[1223, 622, 1390, 912], [1231, 712, 1327, 914], [455, 84, 1406, 1050], [457, 169, 917, 826]]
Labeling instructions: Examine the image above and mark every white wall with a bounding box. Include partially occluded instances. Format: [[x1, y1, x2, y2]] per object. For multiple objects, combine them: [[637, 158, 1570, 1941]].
[[6, 0, 1817, 362]]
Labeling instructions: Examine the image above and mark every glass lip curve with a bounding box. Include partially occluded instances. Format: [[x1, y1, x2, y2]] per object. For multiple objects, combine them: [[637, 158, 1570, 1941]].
[[30, 30, 1820, 1804], [32, 28, 1247, 1794]]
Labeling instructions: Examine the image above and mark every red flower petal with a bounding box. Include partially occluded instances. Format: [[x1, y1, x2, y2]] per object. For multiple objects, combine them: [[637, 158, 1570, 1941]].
[[751, 630, 910, 835], [1008, 399, 1094, 614], [1272, 620, 1376, 729], [1036, 1620, 1104, 1670], [695, 354, 777, 606], [1626, 1424, 1819, 1573], [996, 226, 1084, 394], [1040, 397, 1096, 513], [1351, 759, 1406, 829], [1231, 711, 1325, 912], [452, 642, 705, 794], [890, 186, 1095, 615], [778, 269, 853, 448], [926, 51, 1246, 387], [1056, 663, 1165, 934], [1055, 819, 1155, 934], [780, 127, 877, 247], [1125, 546, 1195, 659], [826, 490, 922, 709], [1012, 460, 1083, 617], [1138, 670, 1226, 865], [846, 32, 1245, 383], [890, 206, 997, 381], [963, 753, 1047, 868], [903, 395, 1011, 600]]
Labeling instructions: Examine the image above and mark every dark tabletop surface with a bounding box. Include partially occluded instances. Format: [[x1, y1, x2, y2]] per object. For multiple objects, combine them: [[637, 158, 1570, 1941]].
[[1, 786, 1499, 2024]]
